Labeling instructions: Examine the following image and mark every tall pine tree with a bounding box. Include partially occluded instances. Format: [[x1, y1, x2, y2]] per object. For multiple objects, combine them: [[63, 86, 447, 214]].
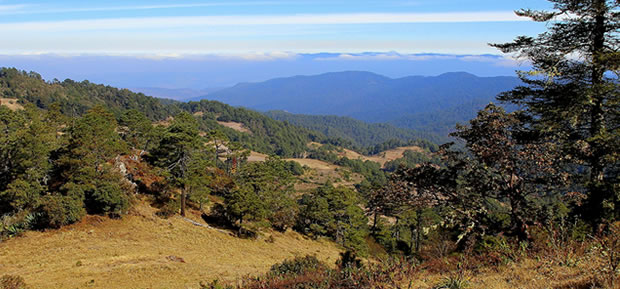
[[492, 0, 619, 224]]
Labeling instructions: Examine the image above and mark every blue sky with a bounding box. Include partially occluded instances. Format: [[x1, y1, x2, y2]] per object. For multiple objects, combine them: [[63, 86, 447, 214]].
[[0, 0, 552, 55], [0, 0, 553, 89]]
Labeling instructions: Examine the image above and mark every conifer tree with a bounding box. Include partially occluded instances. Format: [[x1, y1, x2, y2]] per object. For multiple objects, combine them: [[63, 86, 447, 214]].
[[152, 111, 211, 216], [493, 0, 619, 224], [59, 105, 129, 216]]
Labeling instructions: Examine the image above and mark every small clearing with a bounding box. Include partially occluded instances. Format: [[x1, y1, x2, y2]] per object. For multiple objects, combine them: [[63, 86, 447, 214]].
[[364, 146, 425, 167], [286, 158, 363, 192], [309, 142, 425, 167], [217, 121, 252, 134], [0, 98, 22, 110], [247, 151, 268, 162], [0, 202, 341, 289]]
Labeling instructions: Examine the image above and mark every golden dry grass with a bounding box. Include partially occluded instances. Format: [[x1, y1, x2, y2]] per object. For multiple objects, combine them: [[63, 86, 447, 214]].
[[0, 203, 341, 289], [0, 98, 23, 111]]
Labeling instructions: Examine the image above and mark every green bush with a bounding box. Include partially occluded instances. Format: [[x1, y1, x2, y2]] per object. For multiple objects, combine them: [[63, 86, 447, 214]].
[[269, 255, 325, 277], [156, 198, 179, 219], [0, 212, 37, 238], [85, 177, 131, 216], [37, 195, 85, 229]]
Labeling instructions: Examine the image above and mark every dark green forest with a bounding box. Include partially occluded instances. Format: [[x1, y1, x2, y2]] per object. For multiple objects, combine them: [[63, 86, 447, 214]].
[[264, 110, 447, 148]]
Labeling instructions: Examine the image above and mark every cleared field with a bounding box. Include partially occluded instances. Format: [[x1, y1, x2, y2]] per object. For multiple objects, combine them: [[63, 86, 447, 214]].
[[217, 121, 252, 134], [0, 202, 341, 289], [246, 151, 268, 162], [309, 142, 425, 167], [363, 146, 425, 167], [0, 98, 22, 110], [286, 158, 363, 192]]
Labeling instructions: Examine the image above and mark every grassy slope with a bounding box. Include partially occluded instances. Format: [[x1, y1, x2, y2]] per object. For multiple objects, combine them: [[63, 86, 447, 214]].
[[409, 258, 601, 289], [0, 202, 341, 289]]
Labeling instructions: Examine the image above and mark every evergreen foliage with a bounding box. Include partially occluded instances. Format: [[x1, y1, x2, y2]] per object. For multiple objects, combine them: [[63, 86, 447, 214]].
[[223, 157, 298, 231], [492, 0, 619, 224], [297, 184, 369, 254]]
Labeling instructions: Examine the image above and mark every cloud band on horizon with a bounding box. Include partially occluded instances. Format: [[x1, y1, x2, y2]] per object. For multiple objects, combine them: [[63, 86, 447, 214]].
[[0, 11, 527, 32]]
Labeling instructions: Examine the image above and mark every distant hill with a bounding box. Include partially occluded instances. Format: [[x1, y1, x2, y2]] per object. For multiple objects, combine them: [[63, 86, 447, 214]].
[[204, 71, 520, 135]]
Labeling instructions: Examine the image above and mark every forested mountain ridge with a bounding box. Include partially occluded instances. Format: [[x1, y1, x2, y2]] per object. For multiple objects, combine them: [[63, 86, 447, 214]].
[[264, 110, 447, 147], [204, 71, 521, 135], [0, 67, 436, 157], [0, 68, 328, 158]]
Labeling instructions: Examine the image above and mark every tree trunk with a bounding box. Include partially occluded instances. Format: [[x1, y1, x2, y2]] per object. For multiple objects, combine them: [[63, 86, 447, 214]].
[[509, 193, 529, 241], [180, 184, 188, 217], [415, 209, 422, 254], [371, 211, 378, 235], [587, 0, 608, 225]]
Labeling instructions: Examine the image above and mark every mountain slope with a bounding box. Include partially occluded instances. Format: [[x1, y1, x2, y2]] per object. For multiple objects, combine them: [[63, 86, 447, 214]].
[[205, 71, 520, 135]]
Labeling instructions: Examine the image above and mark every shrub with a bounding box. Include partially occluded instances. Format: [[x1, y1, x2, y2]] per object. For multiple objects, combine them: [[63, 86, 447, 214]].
[[199, 279, 233, 289], [84, 177, 131, 216], [36, 195, 85, 229], [596, 222, 620, 289], [156, 198, 179, 219], [0, 212, 37, 238], [237, 226, 258, 239], [433, 276, 470, 289], [269, 255, 325, 277], [269, 202, 298, 232], [336, 250, 363, 270], [0, 275, 28, 289]]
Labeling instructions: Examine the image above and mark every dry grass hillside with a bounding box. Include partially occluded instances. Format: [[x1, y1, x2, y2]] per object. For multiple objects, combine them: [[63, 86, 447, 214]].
[[0, 202, 341, 289]]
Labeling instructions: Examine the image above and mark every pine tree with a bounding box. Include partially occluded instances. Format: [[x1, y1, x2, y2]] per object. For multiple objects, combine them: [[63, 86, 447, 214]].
[[492, 0, 619, 223], [151, 111, 211, 216], [58, 105, 130, 216]]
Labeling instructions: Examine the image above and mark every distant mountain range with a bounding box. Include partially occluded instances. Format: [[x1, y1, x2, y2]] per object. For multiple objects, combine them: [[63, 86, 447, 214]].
[[201, 71, 520, 136], [129, 87, 224, 101]]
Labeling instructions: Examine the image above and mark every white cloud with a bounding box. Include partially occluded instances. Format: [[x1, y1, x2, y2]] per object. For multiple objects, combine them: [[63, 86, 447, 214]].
[[0, 11, 527, 32], [314, 52, 519, 67], [316, 53, 454, 61]]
